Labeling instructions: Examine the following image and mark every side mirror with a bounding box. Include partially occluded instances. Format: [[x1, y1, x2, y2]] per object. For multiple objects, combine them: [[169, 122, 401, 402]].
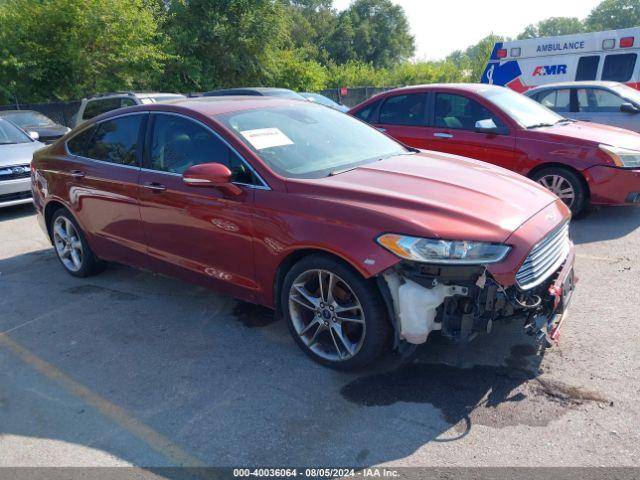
[[182, 162, 242, 196], [474, 118, 500, 134], [620, 102, 639, 114], [28, 131, 39, 141]]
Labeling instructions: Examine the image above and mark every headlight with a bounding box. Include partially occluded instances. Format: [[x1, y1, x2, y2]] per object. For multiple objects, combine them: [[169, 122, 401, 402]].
[[377, 234, 511, 265], [599, 145, 640, 168]]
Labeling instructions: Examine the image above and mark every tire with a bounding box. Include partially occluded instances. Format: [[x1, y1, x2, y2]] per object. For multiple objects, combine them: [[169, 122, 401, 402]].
[[530, 167, 588, 216], [50, 208, 106, 277], [281, 254, 391, 370]]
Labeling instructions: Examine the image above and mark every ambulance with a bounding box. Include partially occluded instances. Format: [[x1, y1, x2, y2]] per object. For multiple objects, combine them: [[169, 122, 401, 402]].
[[481, 27, 640, 92]]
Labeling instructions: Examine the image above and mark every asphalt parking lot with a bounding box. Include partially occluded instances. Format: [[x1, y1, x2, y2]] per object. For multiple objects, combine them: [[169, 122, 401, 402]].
[[1, 203, 639, 470]]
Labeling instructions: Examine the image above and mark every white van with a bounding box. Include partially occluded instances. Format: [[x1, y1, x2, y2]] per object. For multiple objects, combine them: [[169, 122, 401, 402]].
[[481, 27, 640, 92]]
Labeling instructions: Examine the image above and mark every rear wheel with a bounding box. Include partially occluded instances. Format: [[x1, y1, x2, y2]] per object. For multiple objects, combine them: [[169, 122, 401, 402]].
[[531, 167, 588, 216], [50, 209, 106, 277], [282, 255, 391, 370]]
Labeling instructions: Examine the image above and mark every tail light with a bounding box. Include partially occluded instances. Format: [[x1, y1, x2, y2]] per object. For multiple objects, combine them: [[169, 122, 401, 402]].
[[620, 36, 634, 48]]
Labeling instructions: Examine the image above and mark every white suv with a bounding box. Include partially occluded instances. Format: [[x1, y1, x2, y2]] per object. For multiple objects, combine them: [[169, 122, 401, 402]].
[[72, 92, 186, 127]]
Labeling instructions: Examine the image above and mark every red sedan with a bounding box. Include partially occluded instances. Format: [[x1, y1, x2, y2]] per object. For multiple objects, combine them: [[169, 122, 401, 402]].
[[32, 97, 574, 369], [349, 84, 640, 215]]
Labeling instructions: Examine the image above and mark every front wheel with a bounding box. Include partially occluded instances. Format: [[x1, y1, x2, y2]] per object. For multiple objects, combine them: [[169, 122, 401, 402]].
[[282, 255, 391, 370], [530, 167, 588, 216]]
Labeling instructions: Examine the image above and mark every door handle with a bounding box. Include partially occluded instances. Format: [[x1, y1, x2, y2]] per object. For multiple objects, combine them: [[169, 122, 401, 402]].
[[143, 182, 166, 192], [70, 170, 85, 178], [376, 127, 387, 133], [433, 132, 454, 138]]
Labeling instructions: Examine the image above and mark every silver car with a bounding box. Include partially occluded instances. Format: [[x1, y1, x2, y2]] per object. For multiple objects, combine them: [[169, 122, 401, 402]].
[[0, 118, 45, 208], [525, 81, 640, 132]]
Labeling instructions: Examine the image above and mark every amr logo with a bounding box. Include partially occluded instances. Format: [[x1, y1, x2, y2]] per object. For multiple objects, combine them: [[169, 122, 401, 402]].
[[533, 64, 568, 76]]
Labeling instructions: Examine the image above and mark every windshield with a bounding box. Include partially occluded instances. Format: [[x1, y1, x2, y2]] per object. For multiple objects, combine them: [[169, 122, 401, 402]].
[[0, 110, 56, 128], [217, 104, 408, 178], [265, 90, 307, 100], [610, 83, 640, 105], [303, 93, 340, 108], [479, 87, 563, 128], [0, 119, 32, 144]]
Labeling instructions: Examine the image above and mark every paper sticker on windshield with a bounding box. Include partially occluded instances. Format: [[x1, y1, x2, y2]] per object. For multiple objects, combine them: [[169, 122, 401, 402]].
[[240, 128, 293, 150]]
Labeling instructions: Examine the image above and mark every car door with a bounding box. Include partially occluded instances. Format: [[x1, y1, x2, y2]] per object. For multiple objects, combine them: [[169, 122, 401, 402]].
[[425, 92, 516, 170], [576, 87, 638, 131], [372, 92, 430, 149], [64, 113, 148, 268], [138, 112, 262, 302]]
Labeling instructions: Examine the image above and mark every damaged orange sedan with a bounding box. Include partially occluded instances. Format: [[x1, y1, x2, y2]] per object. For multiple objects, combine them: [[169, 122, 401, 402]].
[[31, 97, 575, 369]]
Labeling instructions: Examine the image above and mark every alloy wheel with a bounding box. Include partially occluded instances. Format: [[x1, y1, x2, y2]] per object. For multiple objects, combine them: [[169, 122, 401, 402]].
[[53, 216, 84, 272], [288, 269, 366, 362], [537, 174, 576, 208]]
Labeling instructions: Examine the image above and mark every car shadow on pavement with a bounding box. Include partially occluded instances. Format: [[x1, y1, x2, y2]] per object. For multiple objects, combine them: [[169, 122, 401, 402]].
[[0, 203, 35, 222], [0, 248, 606, 473], [571, 206, 640, 244]]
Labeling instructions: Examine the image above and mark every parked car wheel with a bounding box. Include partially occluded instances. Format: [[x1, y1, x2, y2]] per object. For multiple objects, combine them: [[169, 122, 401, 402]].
[[50, 209, 105, 277], [530, 167, 587, 216], [282, 255, 391, 370]]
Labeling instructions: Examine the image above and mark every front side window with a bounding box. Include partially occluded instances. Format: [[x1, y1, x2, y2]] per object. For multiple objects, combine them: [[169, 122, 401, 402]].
[[577, 88, 625, 112], [379, 94, 427, 126], [83, 115, 144, 166], [602, 53, 637, 82], [576, 56, 600, 81], [217, 103, 407, 179], [66, 125, 97, 156], [434, 93, 505, 130], [149, 114, 256, 184], [537, 89, 571, 112]]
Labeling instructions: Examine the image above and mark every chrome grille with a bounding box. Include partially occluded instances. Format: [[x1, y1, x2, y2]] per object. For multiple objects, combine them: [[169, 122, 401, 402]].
[[0, 164, 30, 181], [516, 222, 570, 290]]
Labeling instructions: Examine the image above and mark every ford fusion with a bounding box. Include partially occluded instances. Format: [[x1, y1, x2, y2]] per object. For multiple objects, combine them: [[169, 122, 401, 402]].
[[32, 97, 575, 369]]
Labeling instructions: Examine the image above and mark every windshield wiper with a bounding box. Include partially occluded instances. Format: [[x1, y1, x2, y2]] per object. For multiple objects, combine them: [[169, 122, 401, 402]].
[[527, 122, 554, 129], [555, 118, 575, 124], [329, 165, 361, 176]]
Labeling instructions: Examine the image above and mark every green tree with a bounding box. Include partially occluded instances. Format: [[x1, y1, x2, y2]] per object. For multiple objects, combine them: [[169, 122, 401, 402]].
[[284, 0, 337, 63], [270, 49, 328, 90], [585, 0, 640, 30], [163, 0, 288, 91], [447, 34, 503, 82], [518, 17, 584, 39], [0, 0, 167, 103], [333, 0, 414, 68]]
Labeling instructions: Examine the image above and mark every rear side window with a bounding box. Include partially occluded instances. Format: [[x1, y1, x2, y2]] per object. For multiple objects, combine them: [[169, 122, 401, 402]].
[[434, 93, 505, 130], [379, 94, 427, 126], [576, 56, 600, 81], [354, 99, 382, 123], [83, 97, 137, 120], [537, 89, 571, 112], [66, 125, 97, 156], [602, 53, 637, 82], [84, 115, 144, 166]]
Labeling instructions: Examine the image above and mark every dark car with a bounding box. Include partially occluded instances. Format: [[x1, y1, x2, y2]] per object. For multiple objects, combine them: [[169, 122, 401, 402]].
[[203, 87, 307, 101], [0, 110, 69, 144], [300, 92, 349, 112], [32, 97, 574, 369]]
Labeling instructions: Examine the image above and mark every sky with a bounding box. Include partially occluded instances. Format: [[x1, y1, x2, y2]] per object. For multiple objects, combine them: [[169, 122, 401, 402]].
[[332, 0, 603, 60]]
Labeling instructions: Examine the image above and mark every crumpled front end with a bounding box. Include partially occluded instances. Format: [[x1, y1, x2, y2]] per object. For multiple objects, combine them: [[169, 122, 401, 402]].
[[377, 201, 576, 349]]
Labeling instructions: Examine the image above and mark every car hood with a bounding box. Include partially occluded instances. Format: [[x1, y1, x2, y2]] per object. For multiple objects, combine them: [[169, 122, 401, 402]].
[[288, 152, 563, 243], [529, 120, 640, 150], [0, 141, 44, 166]]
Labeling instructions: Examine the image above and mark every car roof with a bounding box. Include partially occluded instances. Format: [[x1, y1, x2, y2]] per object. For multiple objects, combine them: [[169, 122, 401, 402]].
[[383, 83, 506, 94], [86, 92, 185, 100], [97, 95, 311, 119], [526, 81, 622, 92], [204, 87, 297, 96], [0, 109, 41, 115]]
